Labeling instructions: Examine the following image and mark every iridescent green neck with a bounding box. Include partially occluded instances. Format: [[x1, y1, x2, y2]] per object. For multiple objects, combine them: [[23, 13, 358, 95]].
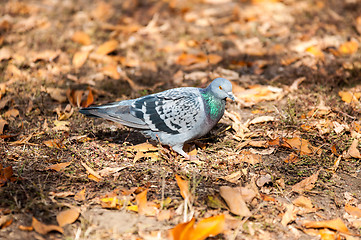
[[201, 91, 224, 120]]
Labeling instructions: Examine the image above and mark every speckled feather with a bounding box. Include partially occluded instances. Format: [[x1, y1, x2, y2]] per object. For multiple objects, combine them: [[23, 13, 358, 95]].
[[79, 78, 235, 158]]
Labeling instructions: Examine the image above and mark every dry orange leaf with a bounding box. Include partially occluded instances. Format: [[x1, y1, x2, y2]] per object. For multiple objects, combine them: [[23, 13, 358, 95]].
[[0, 119, 8, 135], [170, 215, 225, 240], [338, 91, 361, 104], [128, 142, 158, 152], [281, 204, 298, 226], [0, 215, 12, 229], [303, 218, 349, 234], [43, 139, 65, 149], [18, 225, 33, 231], [0, 165, 14, 186], [45, 162, 71, 172], [72, 50, 89, 68], [71, 31, 91, 45], [81, 88, 94, 108], [136, 189, 158, 216], [176, 53, 222, 66], [81, 161, 103, 181], [101, 64, 121, 79], [56, 208, 80, 227], [269, 137, 318, 155], [345, 204, 361, 218], [291, 169, 320, 193], [338, 40, 359, 55], [74, 188, 86, 201], [95, 40, 118, 55], [284, 152, 299, 163], [219, 186, 251, 216], [306, 46, 324, 60], [66, 89, 83, 107], [32, 217, 63, 235], [175, 175, 191, 200]]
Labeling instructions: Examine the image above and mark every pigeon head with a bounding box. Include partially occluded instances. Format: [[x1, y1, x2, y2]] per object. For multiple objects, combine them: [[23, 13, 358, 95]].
[[208, 78, 235, 101]]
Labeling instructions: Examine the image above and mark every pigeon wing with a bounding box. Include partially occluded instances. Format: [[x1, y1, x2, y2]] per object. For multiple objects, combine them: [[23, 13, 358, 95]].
[[131, 89, 202, 134]]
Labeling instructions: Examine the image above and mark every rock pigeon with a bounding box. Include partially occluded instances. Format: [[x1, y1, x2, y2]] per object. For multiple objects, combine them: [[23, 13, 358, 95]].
[[79, 77, 235, 159]]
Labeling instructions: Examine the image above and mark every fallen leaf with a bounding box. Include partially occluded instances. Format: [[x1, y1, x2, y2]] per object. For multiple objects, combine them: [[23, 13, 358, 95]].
[[175, 175, 191, 201], [128, 142, 158, 152], [303, 218, 349, 234], [249, 116, 275, 125], [339, 91, 361, 104], [281, 204, 298, 226], [45, 162, 71, 172], [71, 31, 91, 45], [0, 119, 8, 134], [305, 46, 324, 60], [101, 64, 121, 79], [136, 189, 158, 216], [238, 150, 261, 165], [292, 169, 321, 193], [81, 161, 102, 181], [43, 139, 65, 149], [293, 196, 313, 209], [32, 50, 60, 62], [56, 208, 80, 227], [72, 50, 90, 68], [219, 186, 251, 216], [0, 215, 12, 229], [338, 40, 359, 55], [74, 188, 86, 201], [32, 217, 63, 235], [46, 87, 67, 103], [81, 88, 94, 108], [284, 152, 300, 163], [18, 225, 33, 231], [343, 139, 361, 159], [222, 171, 242, 183], [170, 215, 225, 240], [345, 204, 361, 218], [95, 40, 118, 55], [4, 109, 19, 119], [49, 191, 75, 198]]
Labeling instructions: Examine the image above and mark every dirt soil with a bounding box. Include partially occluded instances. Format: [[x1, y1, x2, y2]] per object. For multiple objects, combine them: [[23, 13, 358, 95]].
[[1, 0, 361, 239]]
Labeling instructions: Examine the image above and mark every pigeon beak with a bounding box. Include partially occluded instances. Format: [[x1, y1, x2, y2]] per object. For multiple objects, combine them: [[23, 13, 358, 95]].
[[227, 92, 236, 101]]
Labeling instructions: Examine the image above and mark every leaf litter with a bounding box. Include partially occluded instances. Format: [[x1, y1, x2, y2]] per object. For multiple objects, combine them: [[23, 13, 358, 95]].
[[1, 0, 361, 239]]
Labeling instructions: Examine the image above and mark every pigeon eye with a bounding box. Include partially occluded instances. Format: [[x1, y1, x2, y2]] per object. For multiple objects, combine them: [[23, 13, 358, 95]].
[[219, 86, 223, 90]]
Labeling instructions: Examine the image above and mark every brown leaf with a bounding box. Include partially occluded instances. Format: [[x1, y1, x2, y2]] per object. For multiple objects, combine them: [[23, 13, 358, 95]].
[[81, 161, 103, 181], [175, 175, 191, 200], [136, 189, 158, 216], [0, 119, 8, 135], [292, 196, 313, 209], [43, 139, 65, 149], [291, 169, 320, 193], [0, 47, 12, 61], [238, 150, 261, 165], [95, 40, 118, 55], [47, 88, 67, 103], [71, 31, 91, 45], [32, 217, 63, 235], [56, 208, 80, 227], [344, 139, 361, 159], [18, 225, 33, 231], [303, 218, 349, 234], [345, 204, 361, 218], [74, 188, 86, 201], [305, 46, 324, 60], [45, 162, 71, 172], [219, 186, 251, 216], [128, 142, 158, 152], [339, 91, 361, 104], [72, 50, 89, 68], [281, 204, 298, 226], [32, 50, 61, 62], [4, 109, 19, 119], [81, 88, 94, 108]]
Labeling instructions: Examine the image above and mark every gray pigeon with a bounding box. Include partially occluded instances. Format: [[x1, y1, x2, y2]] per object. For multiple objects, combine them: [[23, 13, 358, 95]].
[[79, 77, 235, 159]]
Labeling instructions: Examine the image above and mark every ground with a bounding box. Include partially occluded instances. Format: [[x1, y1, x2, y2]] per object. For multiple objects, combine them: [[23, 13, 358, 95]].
[[0, 0, 361, 239]]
